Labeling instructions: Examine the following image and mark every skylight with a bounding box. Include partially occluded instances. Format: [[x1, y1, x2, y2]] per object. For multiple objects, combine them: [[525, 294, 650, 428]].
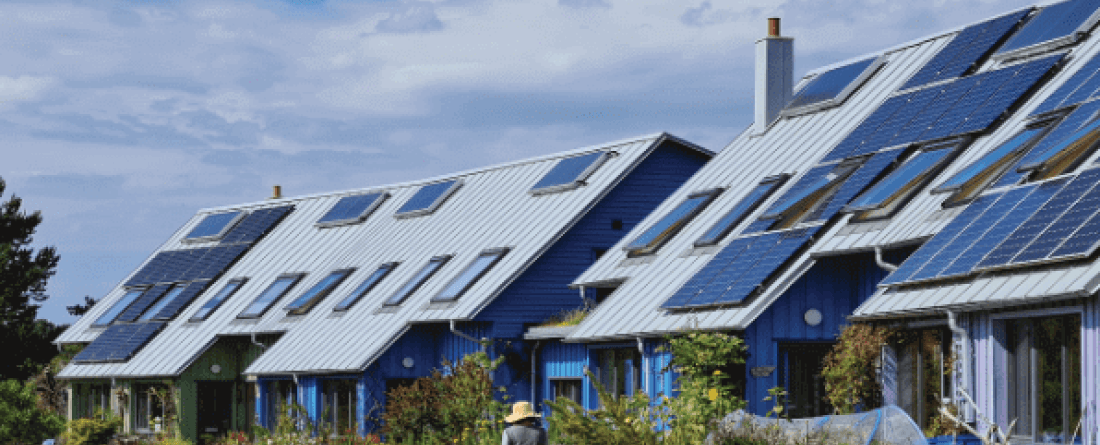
[[395, 180, 462, 218], [238, 274, 305, 319], [284, 269, 355, 316], [695, 175, 789, 247], [1028, 116, 1100, 181], [530, 152, 610, 195], [934, 124, 1052, 207], [316, 193, 388, 227], [995, 0, 1100, 59], [432, 248, 509, 302], [784, 56, 884, 115], [334, 263, 398, 312], [138, 284, 186, 322], [385, 256, 451, 306], [624, 188, 723, 257], [760, 160, 863, 226], [184, 211, 245, 242], [847, 142, 959, 220], [92, 289, 145, 327], [190, 279, 247, 322]]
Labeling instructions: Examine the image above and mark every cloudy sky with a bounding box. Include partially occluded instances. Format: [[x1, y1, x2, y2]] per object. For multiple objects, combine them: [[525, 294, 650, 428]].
[[3, 0, 1043, 325]]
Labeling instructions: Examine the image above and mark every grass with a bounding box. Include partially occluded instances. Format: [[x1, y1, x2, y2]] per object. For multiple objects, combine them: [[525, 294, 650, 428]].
[[536, 307, 590, 327]]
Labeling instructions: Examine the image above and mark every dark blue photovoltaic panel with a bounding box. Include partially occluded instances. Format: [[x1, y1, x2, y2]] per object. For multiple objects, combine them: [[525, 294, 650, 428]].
[[696, 176, 788, 246], [124, 244, 249, 287], [938, 186, 1044, 277], [660, 235, 763, 309], [1018, 100, 1100, 170], [710, 226, 821, 305], [975, 177, 1078, 269], [531, 152, 606, 191], [741, 218, 777, 235], [902, 10, 1031, 90], [317, 193, 386, 225], [1012, 169, 1100, 263], [849, 149, 954, 211], [760, 165, 835, 220], [221, 205, 294, 243], [887, 76, 982, 146], [919, 71, 1005, 141], [787, 58, 877, 109], [149, 280, 210, 321], [92, 289, 145, 326], [680, 233, 783, 308], [952, 54, 1064, 136], [1050, 173, 1100, 258], [185, 211, 243, 240], [1061, 65, 1100, 106], [1033, 52, 1100, 115], [852, 88, 943, 156], [911, 187, 1034, 280], [806, 149, 904, 221], [1025, 107, 1100, 172], [114, 284, 173, 323], [879, 192, 1002, 285], [822, 95, 910, 162], [72, 322, 167, 363], [997, 0, 1100, 56]]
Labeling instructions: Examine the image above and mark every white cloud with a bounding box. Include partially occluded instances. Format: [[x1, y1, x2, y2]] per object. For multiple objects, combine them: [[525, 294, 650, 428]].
[[0, 75, 56, 105]]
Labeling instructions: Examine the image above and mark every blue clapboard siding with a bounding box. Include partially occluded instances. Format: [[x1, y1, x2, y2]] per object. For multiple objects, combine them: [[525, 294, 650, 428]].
[[477, 142, 711, 333], [538, 342, 587, 415], [741, 251, 897, 415]]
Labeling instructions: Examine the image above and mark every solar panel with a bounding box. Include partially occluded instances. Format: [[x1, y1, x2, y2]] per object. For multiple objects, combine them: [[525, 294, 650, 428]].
[[149, 280, 210, 321], [184, 211, 244, 241], [879, 192, 1003, 285], [1022, 106, 1100, 172], [919, 72, 1004, 141], [317, 193, 388, 226], [975, 176, 1078, 269], [190, 278, 247, 322], [222, 205, 294, 243], [1033, 52, 1100, 115], [661, 235, 762, 309], [997, 0, 1100, 57], [530, 152, 609, 193], [695, 175, 789, 246], [786, 57, 879, 111], [937, 186, 1044, 277], [238, 274, 305, 318], [385, 256, 451, 306], [852, 88, 944, 156], [625, 188, 722, 256], [1049, 172, 1100, 258], [1011, 169, 1100, 263], [114, 284, 173, 323], [136, 284, 186, 322], [709, 226, 821, 306], [849, 147, 955, 211], [805, 150, 905, 222], [394, 180, 462, 218], [741, 218, 777, 235], [888, 76, 982, 146], [951, 54, 1064, 136], [910, 186, 1035, 281], [678, 233, 784, 308], [72, 322, 167, 363], [822, 94, 910, 162], [902, 10, 1031, 90], [92, 289, 146, 327], [433, 248, 509, 302], [334, 263, 398, 311], [284, 269, 356, 315]]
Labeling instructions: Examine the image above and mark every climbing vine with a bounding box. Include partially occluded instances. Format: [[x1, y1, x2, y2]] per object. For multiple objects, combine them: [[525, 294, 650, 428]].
[[821, 324, 893, 414]]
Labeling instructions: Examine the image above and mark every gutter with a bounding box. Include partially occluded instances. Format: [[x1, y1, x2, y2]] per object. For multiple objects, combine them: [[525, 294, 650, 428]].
[[251, 333, 268, 352], [450, 320, 486, 352], [874, 246, 898, 272]]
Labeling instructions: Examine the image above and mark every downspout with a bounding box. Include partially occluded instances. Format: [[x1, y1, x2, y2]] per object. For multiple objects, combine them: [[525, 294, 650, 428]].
[[874, 246, 898, 272], [944, 309, 970, 422], [450, 320, 486, 352], [637, 337, 647, 397], [292, 373, 303, 431], [251, 332, 268, 351], [531, 341, 541, 406]]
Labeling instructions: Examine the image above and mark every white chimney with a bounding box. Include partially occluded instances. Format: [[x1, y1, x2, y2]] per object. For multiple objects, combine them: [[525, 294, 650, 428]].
[[754, 17, 793, 135]]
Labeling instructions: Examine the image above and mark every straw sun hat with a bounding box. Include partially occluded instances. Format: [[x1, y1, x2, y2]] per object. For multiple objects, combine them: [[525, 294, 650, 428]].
[[505, 401, 542, 423]]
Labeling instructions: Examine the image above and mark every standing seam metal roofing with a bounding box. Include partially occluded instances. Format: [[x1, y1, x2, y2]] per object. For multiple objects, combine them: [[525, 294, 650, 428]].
[[56, 133, 711, 378]]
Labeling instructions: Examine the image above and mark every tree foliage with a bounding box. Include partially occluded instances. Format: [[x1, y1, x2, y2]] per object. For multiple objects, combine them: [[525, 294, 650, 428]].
[[0, 379, 65, 445], [0, 177, 63, 382], [821, 324, 892, 414]]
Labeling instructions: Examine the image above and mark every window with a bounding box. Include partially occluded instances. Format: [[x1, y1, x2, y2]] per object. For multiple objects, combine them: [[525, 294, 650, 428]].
[[190, 279, 246, 322], [551, 379, 583, 406], [284, 269, 355, 316], [134, 383, 167, 433], [384, 256, 451, 306], [432, 249, 508, 303], [848, 142, 959, 220], [935, 123, 1052, 207], [894, 328, 949, 432], [92, 289, 145, 327], [394, 180, 462, 218], [138, 285, 186, 322], [267, 380, 298, 429], [695, 175, 789, 246], [184, 211, 245, 242], [334, 263, 397, 312], [784, 56, 885, 115], [1029, 116, 1100, 181], [78, 383, 110, 419], [762, 159, 862, 230], [530, 152, 611, 194], [1005, 315, 1081, 441], [321, 379, 358, 436], [239, 275, 305, 319], [316, 193, 388, 227], [595, 349, 641, 400], [624, 188, 723, 256]]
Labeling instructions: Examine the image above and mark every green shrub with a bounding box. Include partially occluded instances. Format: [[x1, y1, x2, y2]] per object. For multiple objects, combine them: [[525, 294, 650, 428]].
[[0, 379, 66, 445], [61, 408, 122, 445], [821, 324, 892, 414]]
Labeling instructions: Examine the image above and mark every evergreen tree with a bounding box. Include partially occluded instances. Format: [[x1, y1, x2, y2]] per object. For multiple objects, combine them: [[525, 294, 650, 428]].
[[0, 177, 62, 382]]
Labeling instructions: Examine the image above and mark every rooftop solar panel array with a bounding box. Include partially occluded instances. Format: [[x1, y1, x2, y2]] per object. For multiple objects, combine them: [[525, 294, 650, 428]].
[[71, 322, 166, 363], [221, 206, 294, 244], [114, 284, 173, 323], [936, 185, 1049, 277], [124, 245, 250, 287], [902, 10, 1031, 90], [976, 176, 1084, 268], [1032, 52, 1100, 115], [995, 0, 1100, 57], [148, 281, 211, 321], [786, 58, 878, 110]]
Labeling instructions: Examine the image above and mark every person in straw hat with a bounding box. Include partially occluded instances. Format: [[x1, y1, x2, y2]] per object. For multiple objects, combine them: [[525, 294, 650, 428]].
[[502, 401, 547, 445]]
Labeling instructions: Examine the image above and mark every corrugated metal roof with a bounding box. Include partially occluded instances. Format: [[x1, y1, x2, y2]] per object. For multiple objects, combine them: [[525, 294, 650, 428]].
[[567, 35, 951, 341], [57, 133, 711, 378]]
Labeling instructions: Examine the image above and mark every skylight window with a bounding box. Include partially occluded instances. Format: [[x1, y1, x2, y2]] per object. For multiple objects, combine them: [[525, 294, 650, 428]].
[[783, 56, 885, 115], [395, 180, 462, 218], [284, 269, 355, 316], [138, 284, 186, 322], [316, 193, 388, 227], [760, 159, 863, 230], [847, 141, 960, 220], [385, 256, 451, 306], [184, 211, 245, 242], [1028, 116, 1100, 181], [694, 175, 789, 247], [433, 248, 509, 302], [238, 274, 305, 319], [190, 279, 247, 322], [92, 289, 145, 327], [334, 263, 398, 312], [530, 152, 611, 195], [995, 0, 1100, 60], [624, 188, 723, 257], [934, 123, 1052, 206]]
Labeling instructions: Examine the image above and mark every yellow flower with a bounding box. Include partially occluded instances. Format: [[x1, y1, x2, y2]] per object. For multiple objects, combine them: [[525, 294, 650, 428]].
[[708, 388, 719, 401], [713, 370, 722, 376]]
